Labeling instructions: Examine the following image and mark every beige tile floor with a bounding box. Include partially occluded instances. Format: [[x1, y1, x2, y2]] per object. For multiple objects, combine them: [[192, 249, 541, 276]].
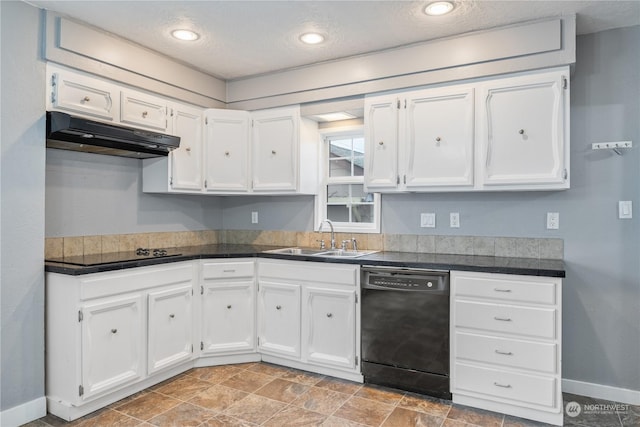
[[25, 362, 639, 427]]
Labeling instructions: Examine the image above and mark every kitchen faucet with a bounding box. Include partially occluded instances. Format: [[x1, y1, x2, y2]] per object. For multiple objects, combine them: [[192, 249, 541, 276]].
[[318, 219, 336, 250]]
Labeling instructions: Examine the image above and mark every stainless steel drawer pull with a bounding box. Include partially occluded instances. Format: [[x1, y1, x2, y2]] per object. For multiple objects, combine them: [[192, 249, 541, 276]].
[[223, 269, 236, 273], [276, 305, 282, 310], [495, 349, 513, 356], [494, 316, 512, 322], [111, 328, 117, 334], [494, 288, 512, 292], [494, 382, 512, 388]]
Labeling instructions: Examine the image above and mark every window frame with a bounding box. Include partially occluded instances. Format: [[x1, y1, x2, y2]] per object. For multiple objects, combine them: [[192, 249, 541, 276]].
[[315, 124, 381, 234]]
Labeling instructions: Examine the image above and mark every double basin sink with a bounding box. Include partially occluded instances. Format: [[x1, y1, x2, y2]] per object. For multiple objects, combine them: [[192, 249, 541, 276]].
[[263, 247, 378, 258]]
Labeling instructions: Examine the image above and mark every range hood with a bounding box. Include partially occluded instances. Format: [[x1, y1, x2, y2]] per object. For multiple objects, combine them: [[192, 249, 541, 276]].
[[46, 111, 180, 159]]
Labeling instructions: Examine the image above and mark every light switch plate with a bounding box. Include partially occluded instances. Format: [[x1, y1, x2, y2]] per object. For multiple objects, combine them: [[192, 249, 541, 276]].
[[420, 213, 436, 228], [619, 201, 632, 219], [450, 212, 460, 228], [251, 211, 259, 224]]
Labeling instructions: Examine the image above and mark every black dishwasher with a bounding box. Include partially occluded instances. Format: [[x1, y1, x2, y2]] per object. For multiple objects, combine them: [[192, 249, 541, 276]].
[[361, 266, 451, 399]]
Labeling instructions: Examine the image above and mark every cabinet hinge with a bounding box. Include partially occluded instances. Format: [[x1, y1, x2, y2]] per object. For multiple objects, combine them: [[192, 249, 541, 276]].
[[257, 336, 260, 346], [396, 100, 400, 109], [169, 176, 173, 186], [404, 99, 407, 109], [78, 310, 83, 322], [563, 168, 568, 180], [562, 76, 568, 89], [403, 175, 406, 184], [191, 344, 193, 353], [355, 356, 359, 366], [396, 175, 400, 185], [200, 342, 204, 351], [204, 180, 207, 188], [205, 117, 208, 125], [200, 286, 204, 295], [191, 289, 194, 296], [355, 294, 358, 304], [171, 108, 174, 117], [79, 385, 84, 397]]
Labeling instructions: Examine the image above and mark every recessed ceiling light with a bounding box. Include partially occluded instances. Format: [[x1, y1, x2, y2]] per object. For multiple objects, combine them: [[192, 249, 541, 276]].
[[171, 29, 200, 41], [299, 32, 325, 45], [424, 1, 455, 16]]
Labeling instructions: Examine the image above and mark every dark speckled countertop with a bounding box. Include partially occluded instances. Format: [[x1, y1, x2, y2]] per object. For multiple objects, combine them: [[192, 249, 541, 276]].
[[45, 243, 565, 277]]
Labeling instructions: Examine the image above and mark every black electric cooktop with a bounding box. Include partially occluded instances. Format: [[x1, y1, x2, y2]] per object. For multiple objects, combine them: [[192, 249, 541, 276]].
[[45, 248, 183, 267]]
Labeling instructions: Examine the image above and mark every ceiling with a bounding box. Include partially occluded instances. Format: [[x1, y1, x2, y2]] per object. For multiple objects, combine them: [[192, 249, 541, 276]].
[[28, 0, 640, 81]]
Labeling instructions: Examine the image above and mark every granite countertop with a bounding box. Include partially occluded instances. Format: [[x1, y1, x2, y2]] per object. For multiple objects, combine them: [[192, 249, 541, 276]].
[[45, 243, 565, 277]]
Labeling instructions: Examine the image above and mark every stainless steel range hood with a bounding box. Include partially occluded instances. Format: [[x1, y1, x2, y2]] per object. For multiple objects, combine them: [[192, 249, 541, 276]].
[[46, 111, 180, 159]]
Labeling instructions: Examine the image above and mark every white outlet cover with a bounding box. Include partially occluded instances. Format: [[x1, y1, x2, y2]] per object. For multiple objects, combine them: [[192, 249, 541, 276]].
[[450, 212, 460, 228], [619, 201, 632, 219], [251, 211, 258, 224], [546, 212, 559, 229], [420, 213, 436, 228]]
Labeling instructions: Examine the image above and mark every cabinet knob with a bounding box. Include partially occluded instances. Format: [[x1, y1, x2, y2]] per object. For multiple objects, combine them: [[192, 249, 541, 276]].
[[227, 305, 232, 309], [435, 137, 441, 142], [83, 96, 90, 102], [225, 151, 230, 156], [326, 313, 333, 318], [378, 141, 384, 146], [276, 305, 282, 310], [111, 328, 118, 334], [185, 147, 191, 152], [271, 150, 277, 155], [169, 314, 175, 319], [142, 111, 148, 118], [518, 129, 525, 135]]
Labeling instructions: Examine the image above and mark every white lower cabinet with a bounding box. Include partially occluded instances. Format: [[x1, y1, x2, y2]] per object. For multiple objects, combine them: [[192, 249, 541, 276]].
[[200, 260, 256, 355], [257, 259, 361, 380], [450, 270, 563, 426]]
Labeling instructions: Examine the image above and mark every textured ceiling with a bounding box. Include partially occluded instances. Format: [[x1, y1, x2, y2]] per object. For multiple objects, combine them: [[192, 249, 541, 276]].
[[29, 0, 640, 80]]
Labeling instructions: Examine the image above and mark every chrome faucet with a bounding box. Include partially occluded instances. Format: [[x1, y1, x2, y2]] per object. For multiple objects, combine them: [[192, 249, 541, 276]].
[[318, 219, 336, 249]]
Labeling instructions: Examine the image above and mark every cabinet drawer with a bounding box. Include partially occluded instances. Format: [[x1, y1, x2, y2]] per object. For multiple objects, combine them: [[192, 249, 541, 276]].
[[259, 260, 357, 286], [454, 272, 557, 305], [455, 332, 557, 374], [52, 71, 116, 121], [120, 90, 168, 131], [202, 261, 255, 279], [454, 363, 557, 409], [455, 300, 556, 339]]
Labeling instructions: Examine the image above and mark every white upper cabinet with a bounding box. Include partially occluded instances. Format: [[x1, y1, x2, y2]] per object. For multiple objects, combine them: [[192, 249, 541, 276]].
[[477, 69, 569, 189], [120, 89, 169, 132], [169, 103, 204, 191], [48, 64, 118, 121], [364, 67, 569, 192], [251, 106, 300, 192], [404, 86, 475, 188], [204, 109, 251, 192], [364, 96, 400, 190]]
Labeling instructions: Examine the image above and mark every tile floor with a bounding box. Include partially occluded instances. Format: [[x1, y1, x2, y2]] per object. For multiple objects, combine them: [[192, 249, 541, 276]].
[[26, 362, 639, 427]]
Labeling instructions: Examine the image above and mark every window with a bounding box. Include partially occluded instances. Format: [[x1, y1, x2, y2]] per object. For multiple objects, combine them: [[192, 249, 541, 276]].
[[316, 126, 380, 233]]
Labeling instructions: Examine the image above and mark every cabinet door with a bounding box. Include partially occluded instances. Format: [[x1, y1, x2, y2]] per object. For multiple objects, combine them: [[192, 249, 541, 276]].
[[364, 95, 400, 190], [204, 109, 251, 192], [50, 69, 116, 121], [202, 281, 255, 354], [303, 287, 356, 369], [252, 107, 299, 192], [257, 281, 301, 358], [404, 87, 474, 188], [81, 294, 144, 400], [170, 104, 204, 191], [120, 89, 168, 131], [147, 284, 193, 374], [480, 71, 568, 187]]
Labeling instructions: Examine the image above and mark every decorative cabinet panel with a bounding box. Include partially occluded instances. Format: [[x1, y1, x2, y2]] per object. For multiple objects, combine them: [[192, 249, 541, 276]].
[[204, 109, 251, 192], [200, 260, 256, 355], [48, 64, 118, 121], [303, 287, 356, 370], [364, 67, 569, 192], [169, 104, 204, 191], [478, 69, 568, 189], [120, 89, 168, 131], [147, 284, 193, 374], [80, 294, 144, 400], [450, 270, 563, 426], [257, 281, 301, 358]]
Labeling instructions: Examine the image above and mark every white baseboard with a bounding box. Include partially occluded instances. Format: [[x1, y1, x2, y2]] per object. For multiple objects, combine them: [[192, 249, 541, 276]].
[[563, 379, 640, 405], [0, 396, 47, 427]]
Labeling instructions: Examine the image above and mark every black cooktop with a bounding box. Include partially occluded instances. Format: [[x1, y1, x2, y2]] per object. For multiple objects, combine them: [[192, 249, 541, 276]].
[[45, 248, 183, 267]]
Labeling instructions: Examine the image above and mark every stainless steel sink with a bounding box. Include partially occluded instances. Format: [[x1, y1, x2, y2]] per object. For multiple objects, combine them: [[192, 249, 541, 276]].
[[263, 247, 378, 258]]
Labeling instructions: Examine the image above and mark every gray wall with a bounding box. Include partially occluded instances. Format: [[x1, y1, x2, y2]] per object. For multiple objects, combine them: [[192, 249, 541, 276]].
[[0, 0, 46, 413], [45, 149, 223, 237], [220, 27, 640, 392]]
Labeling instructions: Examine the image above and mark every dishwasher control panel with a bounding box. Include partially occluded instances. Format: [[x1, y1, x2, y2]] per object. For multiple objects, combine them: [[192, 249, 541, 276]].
[[362, 267, 449, 293]]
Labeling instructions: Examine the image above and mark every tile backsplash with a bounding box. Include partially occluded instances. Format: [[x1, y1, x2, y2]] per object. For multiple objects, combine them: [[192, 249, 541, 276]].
[[45, 229, 563, 260]]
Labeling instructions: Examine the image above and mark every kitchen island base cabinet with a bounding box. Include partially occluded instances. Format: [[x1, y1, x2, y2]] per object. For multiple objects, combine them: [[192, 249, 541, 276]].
[[45, 262, 197, 421], [450, 270, 563, 426]]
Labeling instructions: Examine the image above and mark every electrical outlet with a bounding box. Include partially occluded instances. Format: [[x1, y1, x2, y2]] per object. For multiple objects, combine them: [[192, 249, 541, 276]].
[[546, 212, 559, 230], [251, 211, 258, 224], [450, 212, 460, 228], [420, 213, 436, 228], [619, 201, 632, 219]]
